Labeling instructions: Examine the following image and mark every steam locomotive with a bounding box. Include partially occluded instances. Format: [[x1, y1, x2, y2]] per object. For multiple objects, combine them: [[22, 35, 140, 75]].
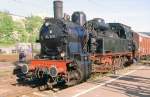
[[14, 1, 91, 89], [13, 0, 136, 89]]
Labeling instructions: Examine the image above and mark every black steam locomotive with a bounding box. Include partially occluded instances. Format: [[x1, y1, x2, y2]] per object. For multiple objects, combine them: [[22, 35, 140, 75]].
[[38, 14, 92, 78], [14, 0, 136, 89], [14, 1, 91, 89]]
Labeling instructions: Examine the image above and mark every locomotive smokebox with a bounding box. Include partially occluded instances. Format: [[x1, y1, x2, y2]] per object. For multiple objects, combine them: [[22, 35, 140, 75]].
[[53, 0, 63, 19]]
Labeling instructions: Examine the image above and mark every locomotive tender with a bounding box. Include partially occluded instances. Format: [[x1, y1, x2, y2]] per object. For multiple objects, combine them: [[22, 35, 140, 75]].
[[14, 0, 136, 89]]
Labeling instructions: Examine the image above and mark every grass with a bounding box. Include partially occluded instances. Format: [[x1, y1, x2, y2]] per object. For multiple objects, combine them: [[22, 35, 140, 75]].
[[0, 43, 15, 47]]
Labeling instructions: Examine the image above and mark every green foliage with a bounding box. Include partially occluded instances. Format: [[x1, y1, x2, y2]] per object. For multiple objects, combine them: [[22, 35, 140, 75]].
[[0, 12, 43, 45], [25, 16, 43, 33], [13, 21, 28, 42], [0, 12, 15, 44], [13, 21, 25, 32], [25, 16, 43, 42], [0, 12, 14, 33]]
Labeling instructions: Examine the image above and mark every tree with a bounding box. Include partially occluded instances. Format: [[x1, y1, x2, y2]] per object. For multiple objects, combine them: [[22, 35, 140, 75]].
[[0, 12, 15, 44], [25, 16, 43, 32], [25, 16, 43, 42], [0, 12, 43, 44], [13, 21, 28, 42]]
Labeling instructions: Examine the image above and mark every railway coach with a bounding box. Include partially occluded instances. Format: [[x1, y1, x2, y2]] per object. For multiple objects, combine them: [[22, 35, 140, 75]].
[[133, 32, 150, 60]]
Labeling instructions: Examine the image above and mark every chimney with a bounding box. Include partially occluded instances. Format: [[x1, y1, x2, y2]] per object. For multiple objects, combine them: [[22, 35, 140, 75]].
[[53, 0, 63, 19]]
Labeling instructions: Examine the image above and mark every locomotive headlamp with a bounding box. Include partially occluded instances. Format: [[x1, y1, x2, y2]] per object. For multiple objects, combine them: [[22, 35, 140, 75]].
[[19, 63, 28, 74], [49, 30, 52, 34], [84, 56, 88, 60], [45, 22, 50, 27], [49, 66, 57, 77], [60, 51, 65, 57]]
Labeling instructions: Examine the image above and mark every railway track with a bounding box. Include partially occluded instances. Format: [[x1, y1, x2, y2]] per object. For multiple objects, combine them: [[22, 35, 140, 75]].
[[140, 60, 150, 65], [0, 61, 149, 97]]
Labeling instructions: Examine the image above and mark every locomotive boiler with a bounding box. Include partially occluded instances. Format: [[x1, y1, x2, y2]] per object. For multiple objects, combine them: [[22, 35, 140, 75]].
[[14, 0, 91, 89]]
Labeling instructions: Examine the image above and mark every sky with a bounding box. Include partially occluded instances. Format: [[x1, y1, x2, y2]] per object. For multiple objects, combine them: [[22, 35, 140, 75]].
[[0, 0, 149, 32]]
